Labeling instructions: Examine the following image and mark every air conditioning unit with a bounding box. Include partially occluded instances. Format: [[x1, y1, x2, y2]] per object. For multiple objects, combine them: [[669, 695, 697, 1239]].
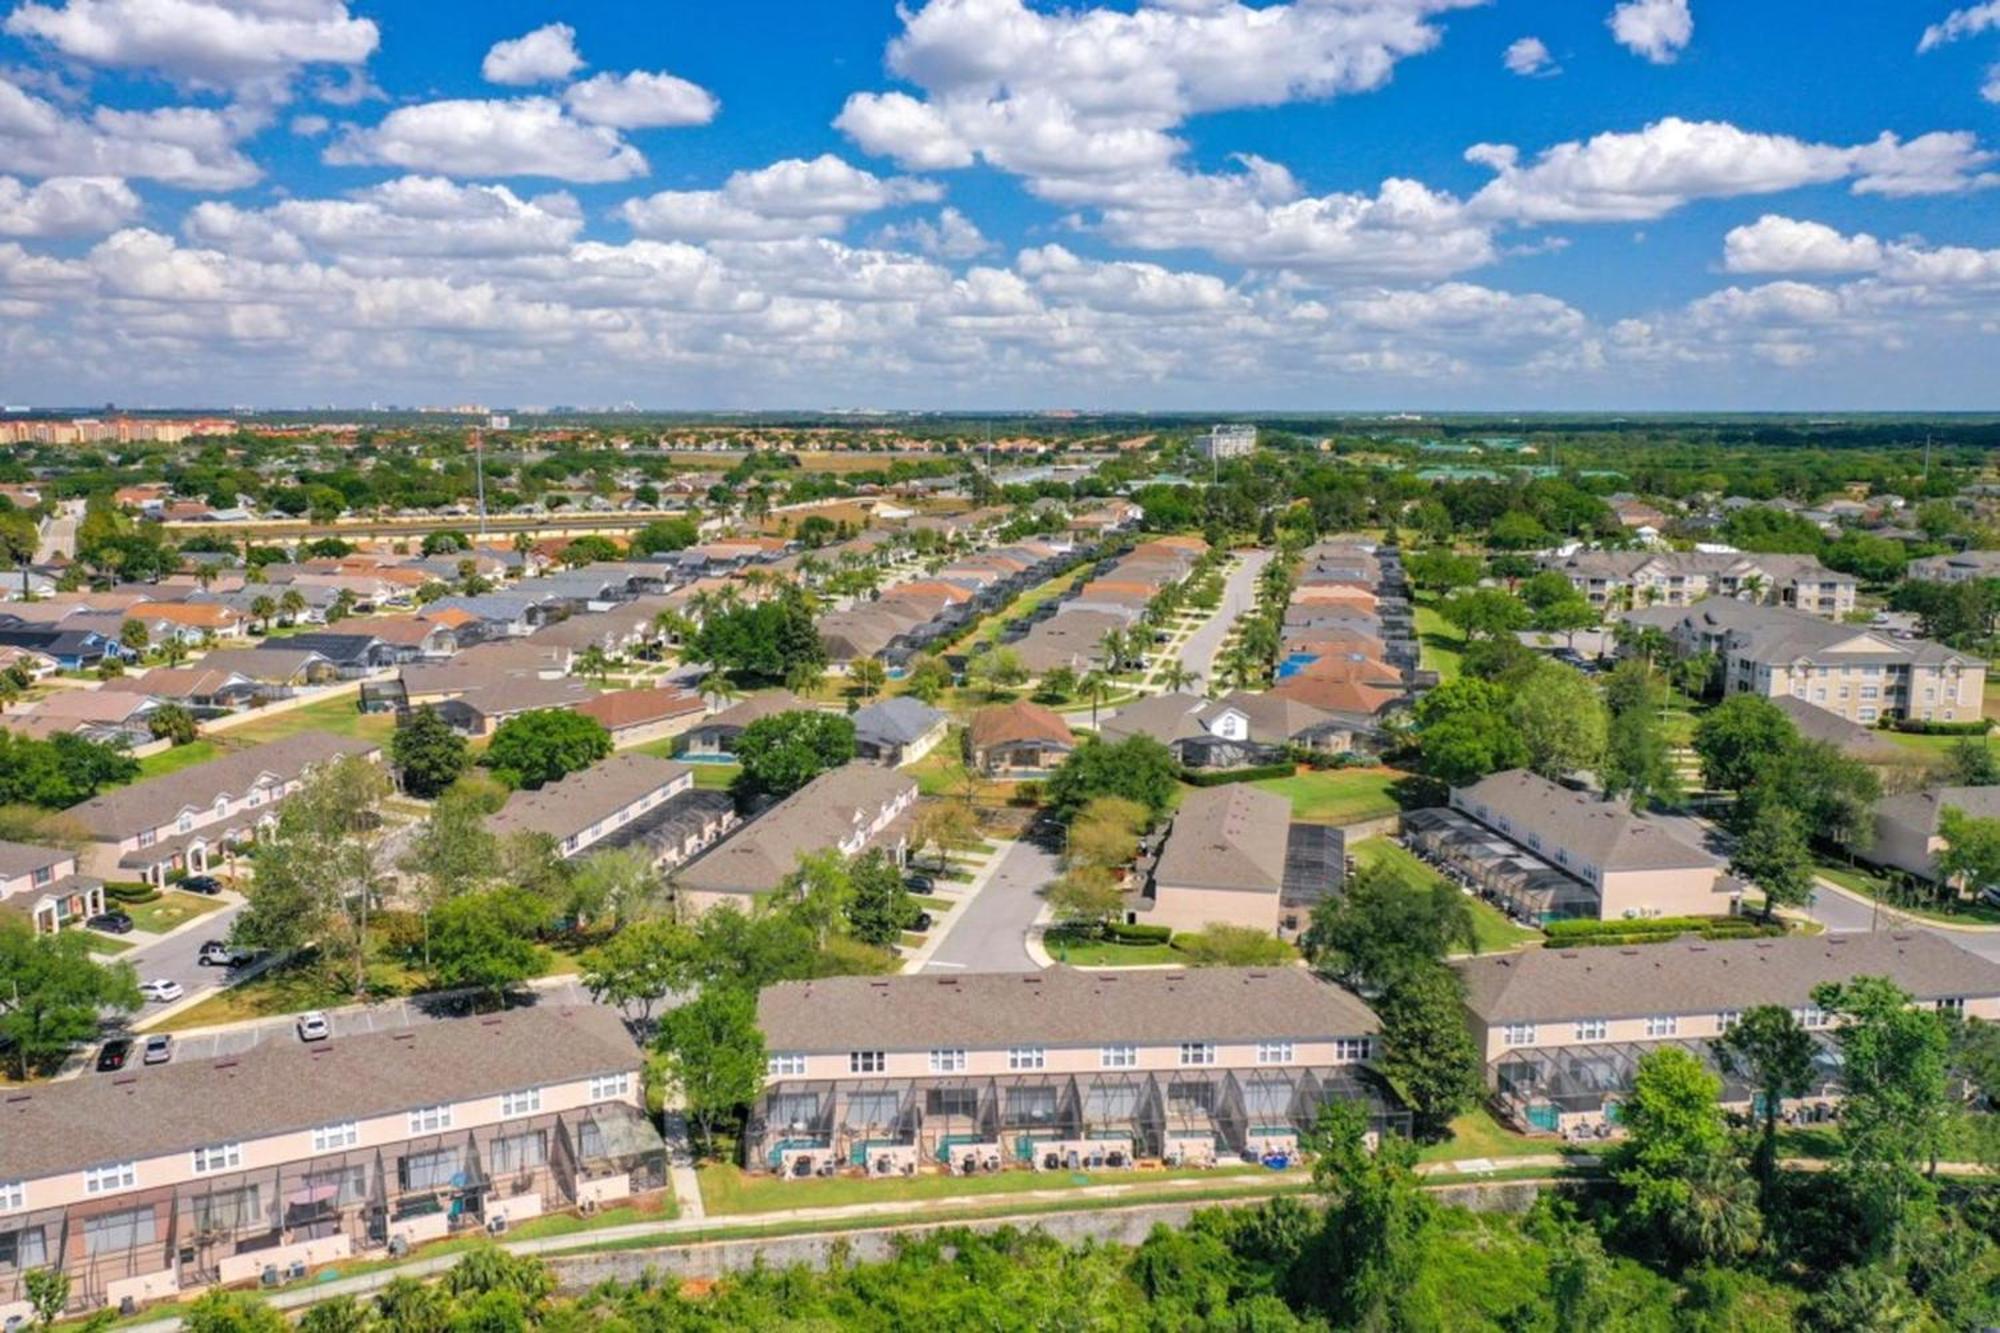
[[486, 1215, 509, 1235], [387, 1236, 410, 1257]]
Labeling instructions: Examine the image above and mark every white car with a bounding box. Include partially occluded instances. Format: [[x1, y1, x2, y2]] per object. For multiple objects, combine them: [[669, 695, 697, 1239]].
[[296, 1011, 332, 1042], [139, 979, 184, 1003]]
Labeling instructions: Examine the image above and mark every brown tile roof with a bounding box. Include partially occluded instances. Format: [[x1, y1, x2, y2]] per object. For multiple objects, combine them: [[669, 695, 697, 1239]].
[[759, 966, 1377, 1053], [968, 699, 1075, 752], [701, 689, 805, 731], [0, 1005, 639, 1183], [1268, 676, 1402, 716], [1456, 931, 2000, 1025]]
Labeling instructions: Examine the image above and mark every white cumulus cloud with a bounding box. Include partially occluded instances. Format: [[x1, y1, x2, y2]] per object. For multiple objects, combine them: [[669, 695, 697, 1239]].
[[481, 22, 584, 85], [618, 155, 939, 242], [1919, 2, 2000, 52], [1504, 36, 1557, 77], [1607, 0, 1692, 64], [1722, 215, 1886, 273], [2, 0, 377, 94], [0, 75, 261, 189], [325, 98, 646, 183], [0, 173, 139, 235], [563, 71, 718, 128]]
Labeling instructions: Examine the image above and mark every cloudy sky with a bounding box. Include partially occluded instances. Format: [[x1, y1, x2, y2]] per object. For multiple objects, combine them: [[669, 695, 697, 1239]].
[[1, 0, 1997, 411]]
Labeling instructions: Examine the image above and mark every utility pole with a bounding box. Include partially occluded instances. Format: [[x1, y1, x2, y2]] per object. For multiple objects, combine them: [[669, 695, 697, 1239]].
[[472, 428, 487, 538]]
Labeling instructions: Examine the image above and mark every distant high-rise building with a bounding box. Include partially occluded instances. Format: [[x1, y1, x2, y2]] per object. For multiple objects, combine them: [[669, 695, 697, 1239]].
[[488, 413, 512, 430], [1198, 423, 1257, 459]]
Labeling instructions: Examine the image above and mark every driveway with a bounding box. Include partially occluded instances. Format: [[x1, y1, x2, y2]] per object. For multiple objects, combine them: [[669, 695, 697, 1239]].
[[118, 899, 246, 1000], [922, 835, 1061, 973], [1177, 549, 1270, 685]]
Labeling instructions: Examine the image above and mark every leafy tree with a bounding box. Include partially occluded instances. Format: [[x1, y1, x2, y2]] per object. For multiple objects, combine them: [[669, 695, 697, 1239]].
[[1693, 695, 1796, 794], [1418, 708, 1528, 786], [1376, 963, 1483, 1140], [845, 848, 914, 947], [1824, 531, 1908, 584], [656, 984, 767, 1157], [0, 730, 139, 808], [911, 799, 977, 871], [0, 920, 141, 1077], [684, 587, 826, 684], [1403, 549, 1481, 596], [23, 1268, 68, 1330], [421, 530, 470, 556], [561, 534, 621, 565], [1615, 1047, 1762, 1264], [1037, 664, 1080, 702], [629, 517, 699, 554], [1713, 1004, 1819, 1188], [1066, 794, 1147, 871], [390, 703, 470, 798], [1600, 666, 1681, 809], [580, 917, 702, 1025], [1532, 596, 1598, 649], [480, 709, 611, 790], [1169, 924, 1295, 966], [234, 755, 393, 996], [1937, 805, 2000, 896], [1439, 587, 1529, 643], [1807, 1264, 1921, 1333], [904, 654, 952, 704], [563, 846, 661, 928], [1508, 662, 1606, 779], [1043, 735, 1180, 821], [119, 617, 149, 653], [732, 709, 857, 803], [1302, 1099, 1435, 1330], [1303, 860, 1475, 995], [967, 645, 1029, 696], [1944, 736, 2000, 787], [147, 702, 197, 747], [427, 887, 547, 1000], [181, 1289, 288, 1333], [1045, 866, 1126, 935], [1728, 803, 1816, 922]]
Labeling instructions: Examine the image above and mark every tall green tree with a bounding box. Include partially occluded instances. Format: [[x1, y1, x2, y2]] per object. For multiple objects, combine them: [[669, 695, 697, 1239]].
[[480, 709, 611, 790], [0, 920, 141, 1077], [732, 709, 857, 803], [844, 848, 913, 947], [390, 704, 470, 798], [1615, 1047, 1762, 1264], [426, 887, 547, 1000], [1728, 803, 1816, 922], [1376, 963, 1483, 1141], [656, 984, 767, 1157], [579, 918, 702, 1026], [1713, 1004, 1820, 1188], [1302, 1100, 1436, 1331], [1043, 735, 1180, 821], [1693, 695, 1797, 794], [1303, 860, 1476, 995], [1508, 662, 1607, 779]]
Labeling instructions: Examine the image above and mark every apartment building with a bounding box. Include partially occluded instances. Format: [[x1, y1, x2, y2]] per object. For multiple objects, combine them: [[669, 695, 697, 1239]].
[[0, 841, 104, 935], [672, 763, 917, 916], [62, 735, 381, 884], [1196, 425, 1257, 460], [1407, 769, 1734, 924], [0, 1006, 657, 1321], [1865, 785, 2000, 882], [1457, 932, 2000, 1135], [487, 753, 734, 870], [1544, 550, 1856, 617], [1624, 598, 1986, 726], [750, 968, 1404, 1178], [1138, 785, 1342, 937], [1908, 550, 2000, 584]]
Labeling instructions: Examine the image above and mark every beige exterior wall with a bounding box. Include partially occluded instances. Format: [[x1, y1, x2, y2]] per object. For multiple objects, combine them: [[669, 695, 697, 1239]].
[[766, 1038, 1368, 1085], [606, 710, 704, 752], [559, 771, 693, 858], [1599, 866, 1735, 919], [1474, 994, 2000, 1064], [1140, 884, 1279, 935], [1741, 658, 1984, 725], [1865, 817, 1945, 880]]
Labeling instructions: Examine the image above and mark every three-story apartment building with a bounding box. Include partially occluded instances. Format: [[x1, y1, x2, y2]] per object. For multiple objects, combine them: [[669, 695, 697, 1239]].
[[63, 735, 381, 885], [750, 968, 1406, 1178], [1456, 932, 2000, 1136], [0, 1007, 657, 1322]]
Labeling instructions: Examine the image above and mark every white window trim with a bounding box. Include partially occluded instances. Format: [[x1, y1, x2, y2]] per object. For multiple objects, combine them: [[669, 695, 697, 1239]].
[[0, 1180, 23, 1214], [1573, 1020, 1607, 1042], [1256, 1040, 1294, 1065], [500, 1088, 541, 1118], [1178, 1042, 1215, 1067], [83, 1163, 137, 1196], [191, 1142, 241, 1175], [767, 1053, 806, 1078], [847, 1051, 885, 1075], [928, 1049, 966, 1074], [1007, 1046, 1046, 1071], [408, 1105, 453, 1135], [1503, 1023, 1537, 1046], [590, 1072, 634, 1100], [1645, 1015, 1679, 1038], [311, 1122, 359, 1153], [1099, 1044, 1136, 1069]]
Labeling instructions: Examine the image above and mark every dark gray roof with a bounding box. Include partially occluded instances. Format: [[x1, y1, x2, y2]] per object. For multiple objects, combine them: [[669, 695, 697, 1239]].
[[0, 1004, 639, 1182], [65, 733, 380, 840], [1456, 931, 2000, 1025], [1770, 696, 1905, 759], [1875, 785, 2000, 838], [699, 689, 805, 732], [758, 966, 1379, 1053], [851, 696, 945, 747]]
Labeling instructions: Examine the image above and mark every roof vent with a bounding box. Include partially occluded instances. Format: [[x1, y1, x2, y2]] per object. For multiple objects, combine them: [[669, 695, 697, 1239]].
[[214, 1059, 239, 1070], [392, 1032, 415, 1042]]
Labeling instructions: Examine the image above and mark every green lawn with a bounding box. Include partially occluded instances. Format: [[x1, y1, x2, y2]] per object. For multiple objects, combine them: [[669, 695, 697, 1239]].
[[135, 739, 224, 779], [1885, 729, 2000, 761], [1349, 837, 1542, 953], [84, 932, 135, 955], [220, 694, 396, 748], [1412, 597, 1463, 682], [696, 1160, 1272, 1217], [1250, 768, 1405, 825], [1415, 1106, 1555, 1164], [124, 890, 229, 936], [1045, 934, 1183, 966]]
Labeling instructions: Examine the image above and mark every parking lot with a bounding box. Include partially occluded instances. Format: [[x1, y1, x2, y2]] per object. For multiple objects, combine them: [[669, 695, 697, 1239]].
[[96, 978, 600, 1073]]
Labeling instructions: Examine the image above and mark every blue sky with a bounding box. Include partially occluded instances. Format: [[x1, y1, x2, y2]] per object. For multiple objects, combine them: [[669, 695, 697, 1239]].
[[0, 0, 1997, 410]]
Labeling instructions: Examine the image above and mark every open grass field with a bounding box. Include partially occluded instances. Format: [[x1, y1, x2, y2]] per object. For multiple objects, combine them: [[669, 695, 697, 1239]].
[[1412, 596, 1463, 682], [221, 694, 397, 748], [135, 739, 223, 780], [1249, 768, 1405, 825], [1414, 1106, 1552, 1164], [696, 1160, 1273, 1217], [124, 890, 229, 936], [1349, 836, 1543, 953]]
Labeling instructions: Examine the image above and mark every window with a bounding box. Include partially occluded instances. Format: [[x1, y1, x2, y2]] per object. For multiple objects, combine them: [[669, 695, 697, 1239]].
[[1644, 1016, 1678, 1038], [1796, 1005, 1828, 1030], [0, 1223, 47, 1269], [1503, 1023, 1537, 1047], [83, 1162, 136, 1196], [82, 1207, 154, 1256], [1256, 1041, 1294, 1065], [177, 813, 193, 834], [398, 1148, 460, 1192], [766, 1053, 806, 1078], [311, 1121, 359, 1153], [1007, 1046, 1045, 1071], [500, 1088, 541, 1118], [1178, 1042, 1215, 1067], [0, 1181, 23, 1214], [1573, 1019, 1608, 1042], [1334, 1038, 1372, 1062], [191, 1142, 241, 1175], [191, 1185, 261, 1234], [590, 1073, 633, 1101], [924, 1087, 980, 1119], [928, 1049, 966, 1074], [408, 1104, 453, 1135], [488, 1130, 548, 1176], [138, 828, 156, 847], [1938, 997, 1966, 1016], [1004, 1086, 1059, 1124], [849, 1051, 886, 1074], [1717, 1010, 1741, 1032]]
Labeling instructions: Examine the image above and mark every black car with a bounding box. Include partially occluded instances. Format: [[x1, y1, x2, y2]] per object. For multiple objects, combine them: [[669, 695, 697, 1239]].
[[181, 875, 223, 895], [96, 1038, 133, 1072], [88, 910, 134, 935], [904, 873, 935, 894]]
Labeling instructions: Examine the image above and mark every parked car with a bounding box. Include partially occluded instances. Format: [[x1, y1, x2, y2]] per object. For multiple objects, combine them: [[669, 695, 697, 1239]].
[[904, 873, 936, 894], [198, 941, 252, 968], [181, 875, 223, 895], [87, 910, 134, 935], [142, 1034, 173, 1065], [139, 978, 184, 1003], [96, 1038, 132, 1072], [297, 1011, 332, 1043]]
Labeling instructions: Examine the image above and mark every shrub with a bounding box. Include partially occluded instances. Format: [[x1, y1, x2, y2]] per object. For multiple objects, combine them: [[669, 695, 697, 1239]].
[[1105, 921, 1172, 944], [1181, 762, 1296, 787], [1542, 915, 1785, 948], [1171, 925, 1295, 966], [104, 882, 161, 904], [1891, 718, 1992, 736]]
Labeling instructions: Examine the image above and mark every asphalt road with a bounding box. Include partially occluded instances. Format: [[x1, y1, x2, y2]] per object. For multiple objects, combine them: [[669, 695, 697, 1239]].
[[922, 836, 1060, 974], [1176, 550, 1270, 685], [121, 900, 246, 1002]]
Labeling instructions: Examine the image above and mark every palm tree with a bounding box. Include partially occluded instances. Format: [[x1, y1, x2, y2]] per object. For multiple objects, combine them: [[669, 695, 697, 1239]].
[[1079, 670, 1114, 728], [850, 657, 887, 699], [279, 588, 307, 625], [785, 660, 825, 697], [577, 645, 613, 683], [1159, 662, 1201, 694], [1097, 628, 1127, 681], [250, 594, 276, 633], [1219, 648, 1259, 690]]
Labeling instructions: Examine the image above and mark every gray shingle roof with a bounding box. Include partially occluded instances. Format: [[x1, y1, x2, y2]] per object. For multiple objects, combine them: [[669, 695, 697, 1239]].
[[0, 1004, 638, 1183], [674, 762, 915, 897], [1154, 784, 1291, 894], [489, 753, 693, 844], [1456, 931, 2000, 1025], [65, 733, 381, 840], [1875, 785, 2000, 838], [0, 839, 67, 878], [851, 696, 945, 747], [1455, 770, 1718, 874], [758, 966, 1379, 1053]]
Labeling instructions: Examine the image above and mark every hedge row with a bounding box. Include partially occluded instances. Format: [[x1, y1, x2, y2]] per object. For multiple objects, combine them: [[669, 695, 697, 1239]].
[[1180, 762, 1295, 787], [1891, 718, 1993, 736], [1543, 915, 1723, 941], [1553, 924, 1785, 949], [1544, 915, 1785, 948], [104, 882, 161, 904], [1107, 921, 1172, 944]]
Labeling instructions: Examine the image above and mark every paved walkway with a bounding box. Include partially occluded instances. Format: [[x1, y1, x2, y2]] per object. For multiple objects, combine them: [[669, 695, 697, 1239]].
[[1176, 551, 1269, 686], [920, 835, 1061, 973]]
